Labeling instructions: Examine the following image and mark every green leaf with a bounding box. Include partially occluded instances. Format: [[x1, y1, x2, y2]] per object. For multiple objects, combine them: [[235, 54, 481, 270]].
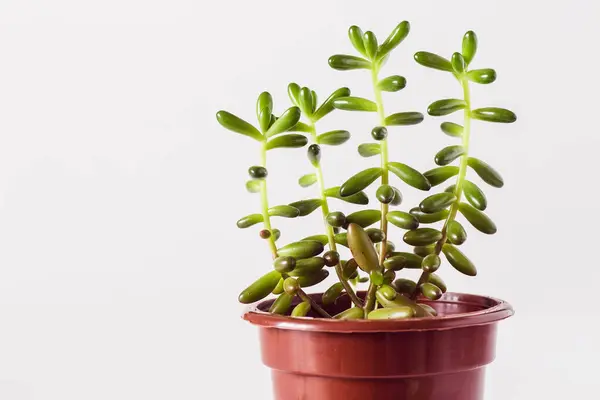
[[435, 145, 465, 166], [288, 199, 322, 217], [238, 270, 281, 304], [440, 122, 464, 138], [467, 157, 504, 187], [388, 162, 431, 190], [268, 205, 300, 218], [279, 240, 325, 259], [310, 90, 318, 113], [269, 292, 294, 315], [301, 235, 329, 245], [266, 134, 308, 150], [298, 87, 313, 118], [414, 51, 453, 72], [289, 257, 326, 277], [442, 243, 477, 276], [334, 232, 348, 247], [447, 220, 467, 245], [322, 282, 344, 306], [420, 282, 442, 300], [313, 87, 351, 121], [363, 31, 378, 60], [458, 202, 497, 234], [428, 99, 467, 116], [385, 112, 424, 126], [389, 252, 423, 269], [266, 107, 302, 137], [324, 186, 369, 205], [358, 143, 381, 157], [377, 21, 410, 59], [463, 180, 487, 210], [368, 306, 414, 320], [376, 184, 396, 204], [347, 223, 379, 273], [348, 26, 367, 56], [387, 211, 419, 230], [423, 166, 459, 186], [346, 209, 382, 228], [472, 108, 517, 123], [236, 213, 264, 228], [451, 52, 466, 74], [333, 96, 377, 112], [365, 228, 386, 243], [340, 167, 383, 197], [298, 173, 317, 188], [377, 75, 406, 92], [329, 54, 371, 70], [291, 301, 311, 317], [429, 273, 447, 293], [403, 228, 442, 246], [317, 130, 351, 145], [297, 270, 329, 288], [256, 92, 273, 120], [216, 111, 262, 141], [245, 180, 261, 193], [410, 207, 449, 224], [289, 121, 313, 133], [420, 192, 457, 214], [287, 83, 300, 106], [468, 69, 497, 84], [258, 107, 271, 133], [462, 30, 478, 65]]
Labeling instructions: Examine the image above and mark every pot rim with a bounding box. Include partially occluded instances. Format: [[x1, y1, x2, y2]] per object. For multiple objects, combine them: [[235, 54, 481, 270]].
[[243, 291, 514, 333]]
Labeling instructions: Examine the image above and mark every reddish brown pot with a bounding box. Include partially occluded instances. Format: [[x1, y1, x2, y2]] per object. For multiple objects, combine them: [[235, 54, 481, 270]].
[[243, 291, 513, 400]]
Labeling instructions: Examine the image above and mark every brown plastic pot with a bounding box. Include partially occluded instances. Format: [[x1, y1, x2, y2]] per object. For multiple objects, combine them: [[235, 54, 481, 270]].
[[243, 291, 513, 400]]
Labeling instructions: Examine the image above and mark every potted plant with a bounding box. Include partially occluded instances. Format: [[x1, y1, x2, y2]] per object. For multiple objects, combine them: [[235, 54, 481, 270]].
[[216, 21, 516, 400]]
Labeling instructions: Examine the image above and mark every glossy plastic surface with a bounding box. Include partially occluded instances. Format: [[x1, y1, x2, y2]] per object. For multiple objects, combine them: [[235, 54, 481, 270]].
[[243, 292, 513, 400]]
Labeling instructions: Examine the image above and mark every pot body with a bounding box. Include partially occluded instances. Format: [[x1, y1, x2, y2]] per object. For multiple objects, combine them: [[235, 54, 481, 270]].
[[244, 292, 513, 400]]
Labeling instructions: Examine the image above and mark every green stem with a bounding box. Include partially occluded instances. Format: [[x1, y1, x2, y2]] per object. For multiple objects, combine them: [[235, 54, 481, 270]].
[[364, 64, 389, 315], [308, 122, 363, 308], [259, 141, 331, 318], [413, 77, 472, 298]]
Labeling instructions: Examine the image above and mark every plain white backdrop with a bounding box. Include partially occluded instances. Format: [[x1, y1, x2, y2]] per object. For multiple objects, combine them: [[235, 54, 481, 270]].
[[0, 0, 597, 399]]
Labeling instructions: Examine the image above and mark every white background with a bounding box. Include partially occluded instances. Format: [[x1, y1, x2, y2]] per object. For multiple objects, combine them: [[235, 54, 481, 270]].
[[0, 0, 597, 399]]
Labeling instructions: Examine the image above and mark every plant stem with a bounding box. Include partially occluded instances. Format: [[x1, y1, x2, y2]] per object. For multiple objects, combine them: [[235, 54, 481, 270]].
[[364, 64, 389, 315], [259, 141, 331, 318], [413, 77, 472, 298], [308, 122, 363, 308]]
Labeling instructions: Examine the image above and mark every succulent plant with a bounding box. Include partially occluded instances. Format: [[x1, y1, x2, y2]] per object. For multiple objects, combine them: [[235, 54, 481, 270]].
[[216, 22, 516, 319]]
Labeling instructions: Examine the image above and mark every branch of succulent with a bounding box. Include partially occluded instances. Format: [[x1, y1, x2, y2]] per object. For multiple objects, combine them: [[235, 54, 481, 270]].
[[216, 94, 331, 318], [286, 83, 364, 309], [330, 22, 431, 316], [216, 23, 516, 320], [409, 31, 517, 300]]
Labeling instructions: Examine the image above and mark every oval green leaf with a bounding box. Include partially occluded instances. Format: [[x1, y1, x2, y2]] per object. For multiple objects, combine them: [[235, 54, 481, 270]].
[[288, 199, 322, 217], [414, 51, 453, 72], [358, 143, 381, 157], [347, 223, 379, 273], [236, 213, 263, 229], [462, 30, 478, 64], [216, 111, 262, 141], [377, 21, 410, 59], [328, 54, 371, 71], [468, 69, 497, 84], [238, 270, 281, 304], [317, 130, 351, 145], [423, 166, 459, 186], [463, 180, 487, 210], [266, 134, 308, 150], [387, 211, 419, 230], [266, 107, 302, 137], [428, 99, 467, 116], [388, 162, 431, 191], [377, 75, 406, 92], [442, 243, 477, 276], [340, 167, 383, 197], [385, 112, 424, 126], [410, 207, 449, 224], [447, 220, 467, 245], [313, 87, 351, 121], [298, 173, 317, 188], [403, 228, 442, 246], [472, 107, 517, 123], [458, 202, 497, 234], [346, 209, 382, 228], [440, 122, 464, 138], [268, 205, 300, 218], [467, 157, 504, 188], [348, 26, 367, 56], [278, 240, 325, 259], [419, 192, 457, 214], [435, 145, 465, 166], [324, 186, 370, 205], [333, 96, 377, 112]]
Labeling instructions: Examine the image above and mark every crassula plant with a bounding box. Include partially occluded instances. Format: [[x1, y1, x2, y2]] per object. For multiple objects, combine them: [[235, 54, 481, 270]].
[[216, 21, 516, 320]]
